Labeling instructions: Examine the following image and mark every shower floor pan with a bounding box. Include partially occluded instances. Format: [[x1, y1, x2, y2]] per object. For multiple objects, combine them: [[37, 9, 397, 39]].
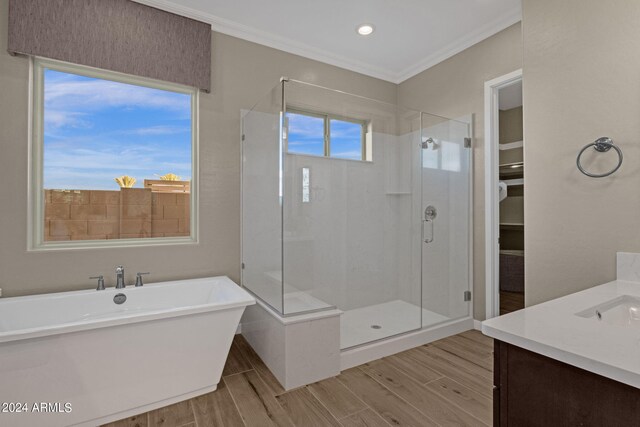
[[341, 300, 449, 349]]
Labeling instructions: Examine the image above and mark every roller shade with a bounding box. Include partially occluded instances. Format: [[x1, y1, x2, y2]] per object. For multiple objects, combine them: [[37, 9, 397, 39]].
[[8, 0, 211, 92]]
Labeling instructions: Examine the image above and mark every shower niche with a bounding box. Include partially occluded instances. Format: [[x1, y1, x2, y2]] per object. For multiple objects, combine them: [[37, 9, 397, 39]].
[[241, 79, 473, 389]]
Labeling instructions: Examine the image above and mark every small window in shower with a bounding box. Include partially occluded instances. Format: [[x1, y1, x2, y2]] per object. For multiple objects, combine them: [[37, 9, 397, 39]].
[[285, 109, 368, 161], [286, 111, 325, 157], [330, 119, 364, 160]]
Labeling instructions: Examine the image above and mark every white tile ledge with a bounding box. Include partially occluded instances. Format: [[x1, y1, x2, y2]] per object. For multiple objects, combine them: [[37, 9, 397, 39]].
[[253, 295, 342, 326]]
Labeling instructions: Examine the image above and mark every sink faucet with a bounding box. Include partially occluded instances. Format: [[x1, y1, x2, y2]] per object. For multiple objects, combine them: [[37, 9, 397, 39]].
[[115, 266, 126, 289]]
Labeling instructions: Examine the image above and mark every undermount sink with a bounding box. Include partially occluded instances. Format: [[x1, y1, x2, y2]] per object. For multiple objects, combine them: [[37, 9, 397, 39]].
[[576, 295, 640, 328]]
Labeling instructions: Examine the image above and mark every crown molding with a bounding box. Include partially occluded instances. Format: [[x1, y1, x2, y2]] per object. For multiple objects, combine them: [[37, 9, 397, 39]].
[[396, 9, 522, 83], [132, 0, 398, 82], [133, 0, 521, 84]]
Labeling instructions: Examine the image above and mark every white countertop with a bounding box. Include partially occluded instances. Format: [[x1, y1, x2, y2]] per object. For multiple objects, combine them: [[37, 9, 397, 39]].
[[482, 253, 640, 389]]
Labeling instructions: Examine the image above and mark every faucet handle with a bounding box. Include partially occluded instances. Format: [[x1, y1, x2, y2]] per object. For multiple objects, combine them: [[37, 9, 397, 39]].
[[135, 272, 150, 287], [90, 275, 105, 291]]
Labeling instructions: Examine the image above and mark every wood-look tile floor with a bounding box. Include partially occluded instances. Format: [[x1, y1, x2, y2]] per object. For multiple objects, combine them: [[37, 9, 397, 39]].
[[104, 330, 493, 427]]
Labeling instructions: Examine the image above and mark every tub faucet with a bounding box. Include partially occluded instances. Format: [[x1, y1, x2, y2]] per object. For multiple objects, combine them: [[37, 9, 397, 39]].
[[115, 266, 126, 289]]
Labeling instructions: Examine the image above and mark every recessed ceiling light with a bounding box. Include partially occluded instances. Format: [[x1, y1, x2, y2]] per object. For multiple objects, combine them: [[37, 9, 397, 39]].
[[356, 24, 375, 36]]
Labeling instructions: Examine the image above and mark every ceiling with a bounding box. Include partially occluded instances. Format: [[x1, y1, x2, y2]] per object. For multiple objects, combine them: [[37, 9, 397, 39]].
[[135, 0, 522, 84]]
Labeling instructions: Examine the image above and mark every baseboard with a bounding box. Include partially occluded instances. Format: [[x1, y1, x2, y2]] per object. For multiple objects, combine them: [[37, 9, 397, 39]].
[[474, 319, 482, 330], [235, 323, 242, 334]]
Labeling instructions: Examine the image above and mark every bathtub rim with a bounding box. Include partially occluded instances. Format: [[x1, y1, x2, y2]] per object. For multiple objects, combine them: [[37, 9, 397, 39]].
[[0, 276, 255, 344]]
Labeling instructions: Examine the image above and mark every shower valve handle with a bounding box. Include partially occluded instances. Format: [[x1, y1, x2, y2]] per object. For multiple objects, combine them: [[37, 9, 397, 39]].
[[423, 219, 434, 244]]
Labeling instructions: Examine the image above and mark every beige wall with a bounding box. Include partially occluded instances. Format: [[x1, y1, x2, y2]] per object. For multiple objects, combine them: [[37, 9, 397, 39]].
[[4, 0, 634, 319], [0, 0, 396, 297], [398, 23, 523, 320], [523, 0, 640, 305]]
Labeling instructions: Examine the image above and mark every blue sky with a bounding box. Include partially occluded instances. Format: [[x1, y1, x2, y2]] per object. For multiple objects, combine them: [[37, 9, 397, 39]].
[[43, 69, 192, 190], [287, 112, 362, 160]]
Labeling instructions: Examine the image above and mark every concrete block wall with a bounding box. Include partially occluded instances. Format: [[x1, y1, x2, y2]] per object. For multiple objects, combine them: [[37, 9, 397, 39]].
[[151, 192, 190, 238], [44, 187, 190, 241]]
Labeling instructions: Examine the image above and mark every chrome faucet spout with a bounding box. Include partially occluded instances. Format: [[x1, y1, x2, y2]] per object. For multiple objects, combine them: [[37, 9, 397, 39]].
[[115, 266, 126, 289]]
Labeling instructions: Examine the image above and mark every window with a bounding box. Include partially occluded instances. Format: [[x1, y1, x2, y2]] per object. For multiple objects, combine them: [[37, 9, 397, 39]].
[[286, 109, 370, 161], [30, 58, 198, 249]]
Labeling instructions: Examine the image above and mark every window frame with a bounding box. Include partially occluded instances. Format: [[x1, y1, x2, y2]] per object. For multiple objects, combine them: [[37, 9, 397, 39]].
[[285, 108, 370, 162], [28, 57, 200, 251]]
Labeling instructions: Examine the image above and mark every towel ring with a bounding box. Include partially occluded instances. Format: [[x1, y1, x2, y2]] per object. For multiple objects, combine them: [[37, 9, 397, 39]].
[[576, 137, 623, 178]]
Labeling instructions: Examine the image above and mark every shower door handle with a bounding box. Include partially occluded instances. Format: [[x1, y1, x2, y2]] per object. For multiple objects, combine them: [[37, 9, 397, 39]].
[[423, 219, 434, 243], [423, 205, 437, 244]]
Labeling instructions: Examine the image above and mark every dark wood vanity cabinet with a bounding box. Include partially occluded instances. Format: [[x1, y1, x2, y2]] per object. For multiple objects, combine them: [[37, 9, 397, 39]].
[[493, 340, 640, 426]]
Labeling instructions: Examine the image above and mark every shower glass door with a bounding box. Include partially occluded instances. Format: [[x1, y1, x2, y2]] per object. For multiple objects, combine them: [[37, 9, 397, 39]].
[[242, 78, 472, 348], [281, 80, 423, 348], [420, 113, 472, 326]]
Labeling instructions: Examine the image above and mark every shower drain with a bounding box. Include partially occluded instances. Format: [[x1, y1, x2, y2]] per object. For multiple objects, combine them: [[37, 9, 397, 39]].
[[371, 325, 382, 329]]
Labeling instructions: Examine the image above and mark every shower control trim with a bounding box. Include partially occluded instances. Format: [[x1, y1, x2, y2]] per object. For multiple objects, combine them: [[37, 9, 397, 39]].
[[424, 206, 437, 220]]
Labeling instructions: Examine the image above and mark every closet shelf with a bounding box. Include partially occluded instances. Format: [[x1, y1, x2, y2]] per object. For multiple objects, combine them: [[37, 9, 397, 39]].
[[499, 140, 523, 151], [499, 161, 523, 169], [499, 161, 524, 178]]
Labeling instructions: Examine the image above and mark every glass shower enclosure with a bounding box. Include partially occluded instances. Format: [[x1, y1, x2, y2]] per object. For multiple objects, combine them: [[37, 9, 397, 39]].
[[242, 79, 471, 349]]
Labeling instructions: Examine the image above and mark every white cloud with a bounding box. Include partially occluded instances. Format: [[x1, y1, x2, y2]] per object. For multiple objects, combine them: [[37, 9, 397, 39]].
[[44, 110, 90, 129], [330, 128, 361, 139], [45, 76, 190, 112], [287, 113, 324, 139], [41, 71, 193, 189], [44, 145, 192, 190]]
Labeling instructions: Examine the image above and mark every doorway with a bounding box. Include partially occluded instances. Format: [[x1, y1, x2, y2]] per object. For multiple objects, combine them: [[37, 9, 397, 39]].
[[484, 70, 524, 319]]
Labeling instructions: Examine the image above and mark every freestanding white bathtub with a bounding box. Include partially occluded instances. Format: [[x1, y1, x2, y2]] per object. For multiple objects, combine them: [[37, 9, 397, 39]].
[[0, 276, 255, 427]]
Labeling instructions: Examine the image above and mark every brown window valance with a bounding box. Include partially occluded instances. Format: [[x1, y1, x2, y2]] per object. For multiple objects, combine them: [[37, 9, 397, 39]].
[[8, 0, 211, 92]]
